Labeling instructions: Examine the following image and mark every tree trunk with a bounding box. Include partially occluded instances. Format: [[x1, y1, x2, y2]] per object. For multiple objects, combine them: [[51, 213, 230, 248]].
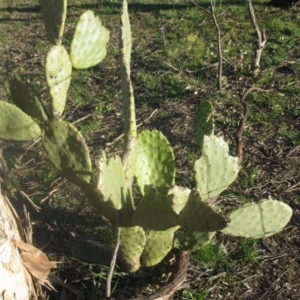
[[0, 157, 45, 300]]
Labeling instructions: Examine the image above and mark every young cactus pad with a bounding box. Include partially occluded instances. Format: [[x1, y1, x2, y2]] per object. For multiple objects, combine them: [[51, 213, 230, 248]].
[[222, 199, 292, 238], [39, 0, 67, 45], [45, 45, 72, 118], [194, 100, 214, 147], [135, 130, 175, 195], [0, 101, 41, 141], [8, 75, 48, 123], [42, 119, 92, 185], [178, 189, 227, 231], [70, 10, 109, 69], [132, 185, 178, 230], [118, 226, 146, 273], [194, 135, 240, 200]]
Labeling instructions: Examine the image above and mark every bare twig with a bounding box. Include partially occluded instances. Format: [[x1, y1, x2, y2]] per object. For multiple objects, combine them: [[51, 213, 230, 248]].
[[236, 87, 272, 164], [190, 0, 223, 90], [19, 190, 41, 212], [247, 0, 267, 77], [40, 189, 59, 204], [106, 213, 121, 299]]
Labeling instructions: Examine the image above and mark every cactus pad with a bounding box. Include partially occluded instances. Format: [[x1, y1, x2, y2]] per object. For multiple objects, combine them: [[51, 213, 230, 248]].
[[45, 45, 72, 118], [194, 100, 214, 147], [0, 101, 41, 141], [132, 185, 178, 230], [168, 185, 191, 215], [141, 228, 177, 267], [194, 135, 240, 200], [39, 0, 67, 45], [174, 230, 215, 251], [118, 226, 146, 273], [178, 189, 227, 231], [120, 0, 132, 70], [42, 119, 92, 184], [135, 130, 175, 195], [8, 75, 48, 123], [222, 199, 292, 238], [70, 10, 109, 69], [99, 155, 125, 209]]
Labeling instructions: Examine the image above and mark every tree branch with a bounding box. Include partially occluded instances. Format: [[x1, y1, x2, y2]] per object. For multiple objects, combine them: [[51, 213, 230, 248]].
[[247, 0, 267, 77]]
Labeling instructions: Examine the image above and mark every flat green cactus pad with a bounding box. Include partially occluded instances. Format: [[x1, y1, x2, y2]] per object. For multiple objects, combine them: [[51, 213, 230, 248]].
[[141, 228, 178, 267], [83, 183, 117, 223], [194, 100, 214, 147], [0, 101, 41, 141], [194, 135, 240, 200], [70, 10, 109, 69], [178, 190, 227, 231], [118, 226, 146, 273], [222, 199, 292, 238], [132, 185, 178, 230], [42, 119, 92, 185], [39, 0, 67, 45], [120, 0, 137, 146], [168, 185, 191, 215], [135, 130, 175, 195], [8, 75, 48, 123], [45, 45, 72, 118], [174, 230, 215, 251], [99, 155, 125, 209]]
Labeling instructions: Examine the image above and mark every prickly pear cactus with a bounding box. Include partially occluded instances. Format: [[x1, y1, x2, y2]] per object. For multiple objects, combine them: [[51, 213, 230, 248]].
[[42, 119, 92, 185], [174, 231, 215, 251], [70, 10, 109, 69], [96, 153, 134, 224], [194, 135, 240, 200], [0, 101, 41, 141], [194, 100, 214, 147], [39, 0, 67, 45], [177, 189, 227, 231], [168, 185, 191, 214], [120, 0, 132, 70], [132, 185, 177, 230], [135, 130, 175, 195], [141, 228, 177, 267], [8, 75, 48, 123], [118, 226, 146, 273], [45, 45, 72, 118], [222, 199, 293, 238], [0, 0, 293, 276]]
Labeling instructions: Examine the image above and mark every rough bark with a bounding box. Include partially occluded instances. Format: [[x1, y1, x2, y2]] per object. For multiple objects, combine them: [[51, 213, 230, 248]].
[[0, 191, 37, 299], [0, 156, 45, 300]]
